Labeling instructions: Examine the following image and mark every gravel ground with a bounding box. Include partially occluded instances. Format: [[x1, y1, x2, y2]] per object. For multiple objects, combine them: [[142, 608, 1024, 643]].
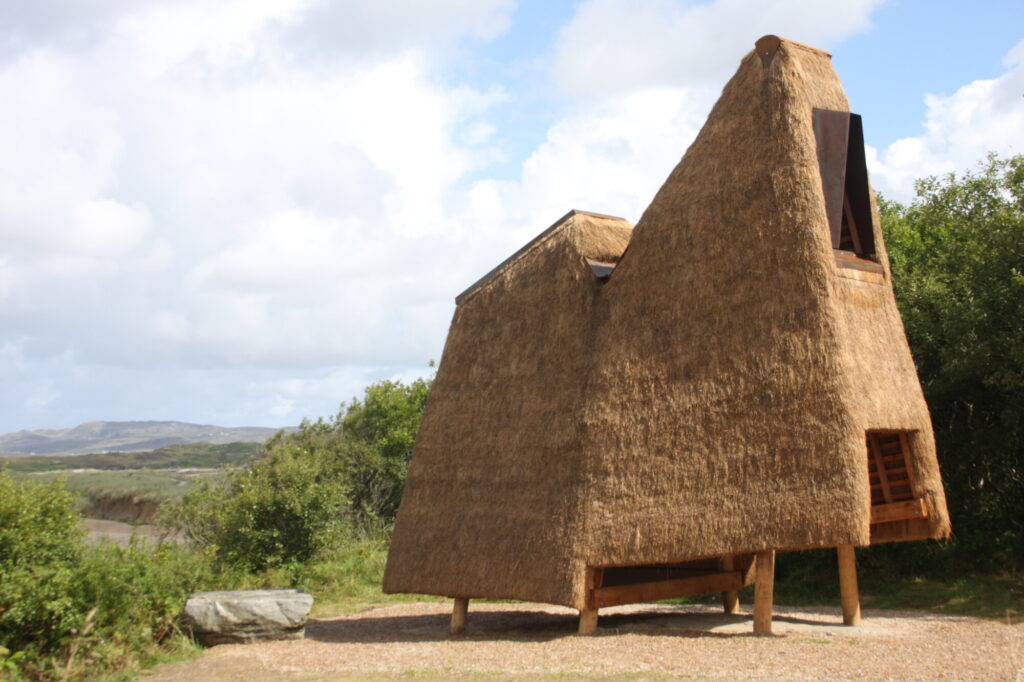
[[144, 602, 1024, 681]]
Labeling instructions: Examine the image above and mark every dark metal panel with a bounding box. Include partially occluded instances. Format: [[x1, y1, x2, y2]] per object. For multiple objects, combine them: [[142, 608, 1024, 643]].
[[812, 108, 850, 249], [845, 113, 875, 257]]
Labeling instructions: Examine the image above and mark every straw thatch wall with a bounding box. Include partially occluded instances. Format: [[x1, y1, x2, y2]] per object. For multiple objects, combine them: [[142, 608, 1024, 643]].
[[384, 37, 950, 609], [384, 211, 632, 604], [833, 192, 950, 544]]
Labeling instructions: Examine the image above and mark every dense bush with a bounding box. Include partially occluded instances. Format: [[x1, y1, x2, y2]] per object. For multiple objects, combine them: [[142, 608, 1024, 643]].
[[882, 154, 1024, 571], [0, 470, 220, 681], [171, 442, 350, 572], [338, 376, 432, 522], [0, 472, 85, 660], [163, 374, 432, 572]]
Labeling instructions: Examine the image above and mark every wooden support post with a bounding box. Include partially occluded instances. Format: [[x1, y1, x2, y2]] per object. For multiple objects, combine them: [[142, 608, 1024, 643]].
[[753, 550, 775, 635], [450, 597, 468, 635], [837, 545, 862, 626], [578, 608, 598, 635], [720, 555, 741, 614]]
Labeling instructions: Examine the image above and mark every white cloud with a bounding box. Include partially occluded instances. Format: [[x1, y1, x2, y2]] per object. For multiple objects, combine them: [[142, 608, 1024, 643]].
[[68, 200, 151, 255], [268, 394, 295, 418], [868, 40, 1024, 202], [464, 86, 714, 258], [2, 0, 1016, 433], [0, 1, 513, 430], [550, 0, 884, 98], [272, 0, 516, 63]]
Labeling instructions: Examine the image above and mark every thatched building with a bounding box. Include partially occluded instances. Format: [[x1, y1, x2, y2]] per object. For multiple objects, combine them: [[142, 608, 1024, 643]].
[[384, 35, 951, 635]]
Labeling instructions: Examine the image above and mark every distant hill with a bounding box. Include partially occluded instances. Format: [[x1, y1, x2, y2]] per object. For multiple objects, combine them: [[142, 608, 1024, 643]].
[[0, 420, 289, 456]]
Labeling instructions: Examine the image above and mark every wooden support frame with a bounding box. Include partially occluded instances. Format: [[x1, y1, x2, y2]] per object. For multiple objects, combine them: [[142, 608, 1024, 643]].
[[450, 597, 468, 635], [720, 556, 741, 614], [578, 567, 602, 635], [592, 570, 744, 608], [842, 192, 864, 255], [837, 545, 861, 626], [753, 550, 775, 635], [578, 608, 598, 635], [871, 497, 928, 524]]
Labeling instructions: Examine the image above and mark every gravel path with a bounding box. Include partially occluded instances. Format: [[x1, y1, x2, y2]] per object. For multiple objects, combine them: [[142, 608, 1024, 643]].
[[144, 602, 1023, 680]]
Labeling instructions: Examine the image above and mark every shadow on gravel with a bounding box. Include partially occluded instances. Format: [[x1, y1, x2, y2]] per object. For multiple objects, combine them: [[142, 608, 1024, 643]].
[[302, 607, 841, 644], [306, 610, 578, 644]]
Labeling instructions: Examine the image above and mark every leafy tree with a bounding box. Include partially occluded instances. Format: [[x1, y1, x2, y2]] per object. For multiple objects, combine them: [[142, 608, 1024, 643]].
[[168, 441, 350, 572], [340, 376, 432, 523], [881, 153, 1024, 569]]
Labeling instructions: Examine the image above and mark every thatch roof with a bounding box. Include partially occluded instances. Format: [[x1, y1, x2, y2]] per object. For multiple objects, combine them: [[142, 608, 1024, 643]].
[[384, 36, 950, 610]]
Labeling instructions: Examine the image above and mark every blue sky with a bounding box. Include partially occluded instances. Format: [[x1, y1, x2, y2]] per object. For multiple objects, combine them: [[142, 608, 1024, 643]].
[[0, 0, 1021, 434]]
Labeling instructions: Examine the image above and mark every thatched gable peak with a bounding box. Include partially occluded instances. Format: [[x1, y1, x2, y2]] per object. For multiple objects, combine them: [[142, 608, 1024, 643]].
[[755, 34, 832, 68], [455, 209, 633, 305]]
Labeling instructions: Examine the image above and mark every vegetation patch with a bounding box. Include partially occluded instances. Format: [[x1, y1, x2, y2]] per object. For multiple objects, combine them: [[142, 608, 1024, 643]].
[[27, 470, 227, 523], [0, 441, 261, 474]]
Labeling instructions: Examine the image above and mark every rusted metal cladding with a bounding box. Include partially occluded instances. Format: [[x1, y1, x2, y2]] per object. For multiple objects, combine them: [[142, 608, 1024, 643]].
[[813, 108, 850, 248], [813, 108, 876, 258]]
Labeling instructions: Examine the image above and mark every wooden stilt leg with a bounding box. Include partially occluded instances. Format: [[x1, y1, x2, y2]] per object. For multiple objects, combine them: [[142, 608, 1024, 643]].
[[578, 608, 598, 635], [753, 550, 775, 635], [720, 555, 740, 614], [450, 597, 468, 635], [837, 545, 862, 626]]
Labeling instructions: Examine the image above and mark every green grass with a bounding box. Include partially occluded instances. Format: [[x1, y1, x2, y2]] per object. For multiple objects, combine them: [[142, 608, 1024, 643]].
[[858, 573, 1024, 621], [273, 542, 1024, 623], [28, 470, 226, 511], [0, 441, 261, 474], [226, 539, 443, 617], [667, 569, 1024, 623], [0, 442, 256, 524]]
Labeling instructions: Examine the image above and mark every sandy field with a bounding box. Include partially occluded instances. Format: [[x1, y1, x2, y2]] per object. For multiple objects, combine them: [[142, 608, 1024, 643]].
[[143, 601, 1023, 680], [82, 518, 170, 545]]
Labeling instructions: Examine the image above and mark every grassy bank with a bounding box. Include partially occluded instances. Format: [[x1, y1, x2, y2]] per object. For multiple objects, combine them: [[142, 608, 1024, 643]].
[[2, 443, 251, 524], [29, 470, 220, 503], [0, 442, 261, 474], [26, 470, 226, 523]]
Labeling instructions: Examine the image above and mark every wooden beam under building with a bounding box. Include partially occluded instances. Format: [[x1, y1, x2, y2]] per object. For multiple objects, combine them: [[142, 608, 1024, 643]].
[[753, 550, 776, 635], [837, 545, 862, 626], [450, 597, 468, 635]]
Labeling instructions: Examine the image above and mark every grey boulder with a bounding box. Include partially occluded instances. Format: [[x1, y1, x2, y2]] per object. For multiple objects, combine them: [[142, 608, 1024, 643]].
[[181, 589, 314, 645]]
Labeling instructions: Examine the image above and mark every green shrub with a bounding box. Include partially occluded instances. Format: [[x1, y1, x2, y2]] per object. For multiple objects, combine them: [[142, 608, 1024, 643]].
[[340, 377, 431, 522], [164, 442, 351, 572], [882, 154, 1024, 571], [0, 471, 84, 657], [162, 373, 433, 571], [0, 470, 223, 680]]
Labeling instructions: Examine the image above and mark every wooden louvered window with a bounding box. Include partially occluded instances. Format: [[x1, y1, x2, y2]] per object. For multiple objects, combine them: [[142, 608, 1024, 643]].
[[867, 431, 928, 524]]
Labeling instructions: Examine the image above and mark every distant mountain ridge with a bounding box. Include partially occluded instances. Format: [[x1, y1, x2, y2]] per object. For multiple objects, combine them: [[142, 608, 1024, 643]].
[[0, 420, 288, 456]]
